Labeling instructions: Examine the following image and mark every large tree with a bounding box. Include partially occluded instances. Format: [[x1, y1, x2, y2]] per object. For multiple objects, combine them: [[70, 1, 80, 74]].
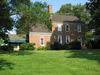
[[86, 0, 100, 37], [9, 0, 52, 34], [55, 3, 90, 24], [0, 0, 13, 32]]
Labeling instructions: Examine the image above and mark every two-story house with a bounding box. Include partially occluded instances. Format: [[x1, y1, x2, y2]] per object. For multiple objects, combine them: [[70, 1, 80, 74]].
[[8, 5, 85, 50]]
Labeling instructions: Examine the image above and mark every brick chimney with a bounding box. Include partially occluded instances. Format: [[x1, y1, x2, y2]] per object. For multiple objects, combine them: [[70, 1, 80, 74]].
[[48, 5, 52, 13]]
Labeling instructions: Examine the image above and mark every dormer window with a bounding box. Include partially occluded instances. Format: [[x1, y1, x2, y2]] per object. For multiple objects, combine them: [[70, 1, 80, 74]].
[[77, 25, 81, 32], [58, 24, 62, 31], [66, 25, 70, 31]]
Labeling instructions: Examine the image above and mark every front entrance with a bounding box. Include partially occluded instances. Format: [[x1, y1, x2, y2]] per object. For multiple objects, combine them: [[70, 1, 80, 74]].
[[77, 37, 82, 46]]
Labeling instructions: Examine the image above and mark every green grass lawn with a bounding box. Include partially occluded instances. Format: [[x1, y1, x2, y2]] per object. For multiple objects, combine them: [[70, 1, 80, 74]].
[[0, 50, 100, 75]]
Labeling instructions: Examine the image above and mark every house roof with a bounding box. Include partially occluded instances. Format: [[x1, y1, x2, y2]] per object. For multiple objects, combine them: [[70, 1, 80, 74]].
[[8, 34, 28, 39], [52, 15, 84, 24], [30, 24, 52, 33]]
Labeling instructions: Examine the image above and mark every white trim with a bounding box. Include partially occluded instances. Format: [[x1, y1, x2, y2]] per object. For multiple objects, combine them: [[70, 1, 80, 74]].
[[29, 32, 52, 35], [40, 37, 44, 46]]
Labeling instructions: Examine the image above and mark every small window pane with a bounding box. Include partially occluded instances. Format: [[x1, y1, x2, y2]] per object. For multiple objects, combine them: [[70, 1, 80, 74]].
[[66, 25, 70, 31], [77, 26, 81, 32], [66, 36, 70, 44], [40, 38, 44, 46], [58, 25, 62, 31], [58, 36, 62, 44]]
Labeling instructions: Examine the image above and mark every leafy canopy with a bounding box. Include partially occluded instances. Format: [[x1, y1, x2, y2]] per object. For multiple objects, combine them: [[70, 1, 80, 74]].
[[86, 0, 100, 37]]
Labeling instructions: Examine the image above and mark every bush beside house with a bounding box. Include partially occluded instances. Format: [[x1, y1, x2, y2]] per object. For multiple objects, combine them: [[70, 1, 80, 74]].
[[50, 41, 81, 50], [37, 46, 46, 50], [20, 43, 35, 50]]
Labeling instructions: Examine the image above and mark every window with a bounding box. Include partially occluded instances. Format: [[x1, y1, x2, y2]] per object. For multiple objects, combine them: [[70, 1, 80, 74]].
[[58, 24, 62, 31], [58, 35, 62, 44], [40, 37, 44, 46], [66, 36, 70, 44], [66, 25, 70, 31], [77, 37, 82, 46], [77, 26, 81, 32]]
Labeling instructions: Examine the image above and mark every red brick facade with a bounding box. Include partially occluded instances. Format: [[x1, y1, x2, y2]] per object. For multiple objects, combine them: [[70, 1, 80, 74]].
[[29, 33, 51, 49], [51, 23, 85, 46]]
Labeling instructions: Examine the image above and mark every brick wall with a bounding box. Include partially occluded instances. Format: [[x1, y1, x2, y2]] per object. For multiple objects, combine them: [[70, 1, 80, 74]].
[[51, 23, 85, 46], [29, 34, 51, 49]]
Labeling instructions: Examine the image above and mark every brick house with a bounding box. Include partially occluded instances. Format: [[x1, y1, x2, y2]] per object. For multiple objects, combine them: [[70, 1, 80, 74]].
[[8, 5, 85, 50]]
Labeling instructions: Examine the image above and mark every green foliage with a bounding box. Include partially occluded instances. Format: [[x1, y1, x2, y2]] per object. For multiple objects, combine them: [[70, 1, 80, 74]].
[[69, 41, 81, 49], [37, 46, 46, 50], [86, 39, 100, 49], [0, 39, 3, 44], [46, 44, 51, 50], [51, 42, 62, 50], [0, 0, 13, 32], [15, 2, 52, 34], [86, 0, 100, 36], [63, 43, 71, 50], [88, 43, 92, 49], [0, 45, 14, 51], [50, 41, 81, 50], [20, 43, 35, 50]]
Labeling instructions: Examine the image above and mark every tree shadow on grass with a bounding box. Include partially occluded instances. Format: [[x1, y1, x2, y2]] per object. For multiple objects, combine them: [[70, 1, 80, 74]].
[[66, 50, 100, 63], [0, 50, 36, 56], [0, 58, 15, 71]]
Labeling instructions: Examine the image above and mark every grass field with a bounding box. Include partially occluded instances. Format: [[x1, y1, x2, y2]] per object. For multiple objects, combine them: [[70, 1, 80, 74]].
[[0, 50, 100, 75]]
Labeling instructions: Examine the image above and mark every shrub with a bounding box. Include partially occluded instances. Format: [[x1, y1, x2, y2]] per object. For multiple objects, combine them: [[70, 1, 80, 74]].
[[51, 42, 62, 50], [46, 44, 51, 50], [64, 43, 69, 50], [0, 45, 14, 51], [68, 41, 81, 49], [20, 43, 35, 50], [88, 43, 92, 49], [37, 46, 46, 50]]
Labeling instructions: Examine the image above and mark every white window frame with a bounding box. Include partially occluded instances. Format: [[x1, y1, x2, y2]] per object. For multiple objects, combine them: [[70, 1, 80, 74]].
[[58, 35, 62, 44], [58, 24, 62, 31], [77, 25, 81, 32], [40, 37, 44, 46], [65, 25, 70, 32], [77, 37, 82, 46], [66, 36, 70, 44]]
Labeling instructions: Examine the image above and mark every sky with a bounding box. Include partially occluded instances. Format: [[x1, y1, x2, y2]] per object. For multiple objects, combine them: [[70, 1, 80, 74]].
[[9, 0, 89, 34]]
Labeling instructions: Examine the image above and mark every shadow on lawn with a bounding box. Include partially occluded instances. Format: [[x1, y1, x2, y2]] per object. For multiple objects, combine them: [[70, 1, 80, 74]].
[[0, 50, 35, 56], [66, 50, 100, 63], [0, 58, 15, 70]]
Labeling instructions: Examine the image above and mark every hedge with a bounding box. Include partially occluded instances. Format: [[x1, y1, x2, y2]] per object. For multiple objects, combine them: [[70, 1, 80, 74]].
[[0, 45, 14, 51], [20, 43, 35, 50]]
